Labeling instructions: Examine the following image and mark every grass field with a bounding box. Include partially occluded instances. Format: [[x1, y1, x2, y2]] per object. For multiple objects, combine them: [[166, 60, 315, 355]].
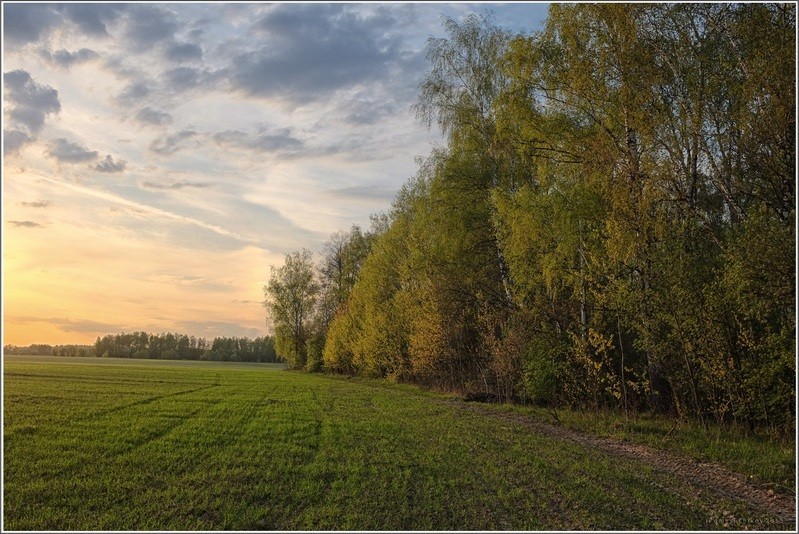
[[3, 356, 794, 530]]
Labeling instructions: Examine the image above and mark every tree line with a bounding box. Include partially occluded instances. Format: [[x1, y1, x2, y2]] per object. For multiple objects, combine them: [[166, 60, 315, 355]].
[[264, 4, 795, 435], [94, 332, 279, 362], [5, 333, 280, 363], [4, 344, 94, 357]]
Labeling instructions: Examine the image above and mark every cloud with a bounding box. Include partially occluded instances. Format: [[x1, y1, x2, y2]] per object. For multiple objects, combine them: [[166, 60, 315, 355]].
[[213, 127, 304, 154], [33, 173, 256, 245], [40, 48, 100, 68], [116, 81, 151, 105], [124, 4, 179, 51], [2, 3, 60, 47], [229, 4, 410, 104], [147, 274, 237, 292], [47, 138, 99, 163], [165, 41, 203, 63], [141, 180, 212, 190], [3, 4, 126, 47], [149, 129, 198, 155], [95, 155, 127, 173], [175, 320, 262, 339], [342, 97, 401, 126], [324, 185, 397, 203], [9, 316, 123, 334], [8, 221, 45, 228], [3, 129, 31, 154], [164, 66, 201, 90], [20, 200, 52, 208], [135, 107, 173, 126], [57, 3, 127, 37], [3, 70, 61, 138]]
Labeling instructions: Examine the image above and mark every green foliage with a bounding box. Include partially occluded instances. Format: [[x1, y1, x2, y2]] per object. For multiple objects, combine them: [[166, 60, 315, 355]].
[[91, 332, 278, 363], [316, 5, 795, 435], [264, 249, 320, 370], [3, 344, 93, 356]]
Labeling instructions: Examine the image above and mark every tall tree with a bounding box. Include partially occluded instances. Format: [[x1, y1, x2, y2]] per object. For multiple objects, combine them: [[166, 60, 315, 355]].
[[264, 249, 320, 370]]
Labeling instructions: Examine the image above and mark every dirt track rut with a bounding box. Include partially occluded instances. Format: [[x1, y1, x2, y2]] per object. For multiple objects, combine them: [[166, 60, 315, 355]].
[[440, 398, 796, 530]]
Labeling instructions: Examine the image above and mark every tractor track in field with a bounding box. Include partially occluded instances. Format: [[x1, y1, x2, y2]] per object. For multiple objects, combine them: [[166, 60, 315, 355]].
[[437, 398, 796, 530]]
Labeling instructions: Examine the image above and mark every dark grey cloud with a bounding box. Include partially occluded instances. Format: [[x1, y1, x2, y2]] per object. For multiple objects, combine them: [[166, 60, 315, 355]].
[[3, 70, 60, 152], [135, 107, 173, 126], [165, 41, 203, 63], [187, 28, 205, 41], [142, 180, 212, 190], [149, 130, 198, 155], [229, 4, 411, 104], [8, 220, 45, 228], [57, 4, 127, 38], [4, 129, 32, 154], [124, 4, 178, 51], [47, 138, 99, 163], [164, 66, 201, 91], [161, 66, 226, 94], [2, 3, 59, 46], [342, 97, 401, 126], [20, 200, 52, 208], [95, 155, 127, 173], [3, 69, 61, 126], [3, 4, 126, 47], [9, 107, 52, 132], [213, 127, 304, 154], [116, 81, 151, 104], [40, 48, 100, 68]]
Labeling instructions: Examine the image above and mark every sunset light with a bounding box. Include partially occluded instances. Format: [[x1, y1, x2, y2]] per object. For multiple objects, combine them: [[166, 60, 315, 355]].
[[2, 3, 547, 345]]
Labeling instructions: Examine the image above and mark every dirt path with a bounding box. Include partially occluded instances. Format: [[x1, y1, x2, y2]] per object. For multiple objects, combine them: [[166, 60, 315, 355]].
[[438, 398, 796, 530]]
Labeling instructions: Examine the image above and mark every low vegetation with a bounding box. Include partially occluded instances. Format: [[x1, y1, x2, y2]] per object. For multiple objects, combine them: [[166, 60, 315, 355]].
[[3, 356, 794, 530]]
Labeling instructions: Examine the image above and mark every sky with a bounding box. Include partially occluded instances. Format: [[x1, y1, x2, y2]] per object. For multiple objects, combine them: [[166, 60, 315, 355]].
[[2, 2, 549, 346]]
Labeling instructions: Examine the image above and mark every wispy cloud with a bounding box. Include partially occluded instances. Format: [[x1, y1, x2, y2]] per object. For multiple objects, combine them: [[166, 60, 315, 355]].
[[8, 220, 45, 228], [8, 316, 122, 333], [213, 127, 304, 154], [32, 172, 256, 244], [324, 185, 397, 203], [175, 320, 262, 339], [20, 200, 52, 208], [149, 129, 198, 155], [141, 180, 212, 190]]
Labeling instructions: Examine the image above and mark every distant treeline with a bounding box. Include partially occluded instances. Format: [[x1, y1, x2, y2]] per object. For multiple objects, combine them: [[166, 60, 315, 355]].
[[3, 344, 94, 357], [4, 333, 281, 363]]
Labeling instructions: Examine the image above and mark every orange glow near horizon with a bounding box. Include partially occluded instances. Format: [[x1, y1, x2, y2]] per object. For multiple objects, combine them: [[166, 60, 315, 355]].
[[2, 173, 276, 347]]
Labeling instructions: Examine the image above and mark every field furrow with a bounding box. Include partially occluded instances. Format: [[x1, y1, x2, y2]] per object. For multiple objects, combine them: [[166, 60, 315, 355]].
[[3, 356, 794, 531]]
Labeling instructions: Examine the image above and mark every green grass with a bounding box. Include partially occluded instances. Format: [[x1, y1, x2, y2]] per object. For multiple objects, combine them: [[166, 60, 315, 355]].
[[506, 405, 796, 494], [2, 356, 792, 530]]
